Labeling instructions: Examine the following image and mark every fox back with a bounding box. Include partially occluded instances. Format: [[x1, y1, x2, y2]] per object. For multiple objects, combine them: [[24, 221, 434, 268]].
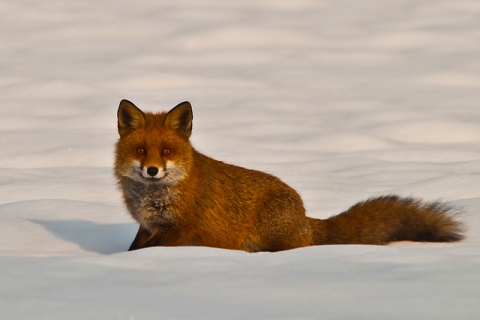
[[115, 100, 464, 252]]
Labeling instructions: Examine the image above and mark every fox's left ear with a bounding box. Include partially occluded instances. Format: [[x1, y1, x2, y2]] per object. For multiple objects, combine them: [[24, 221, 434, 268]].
[[117, 100, 146, 138], [165, 101, 193, 139]]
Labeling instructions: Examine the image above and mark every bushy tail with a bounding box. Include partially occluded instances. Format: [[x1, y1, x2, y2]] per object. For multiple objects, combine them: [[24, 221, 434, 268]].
[[309, 195, 465, 245]]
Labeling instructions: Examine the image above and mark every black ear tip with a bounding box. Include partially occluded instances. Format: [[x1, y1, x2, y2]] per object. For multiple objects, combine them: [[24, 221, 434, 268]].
[[119, 99, 134, 107], [176, 101, 192, 110]]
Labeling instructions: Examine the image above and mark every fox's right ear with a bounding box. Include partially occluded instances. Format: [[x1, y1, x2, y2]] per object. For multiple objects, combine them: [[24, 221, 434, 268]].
[[165, 101, 193, 140], [117, 100, 146, 138]]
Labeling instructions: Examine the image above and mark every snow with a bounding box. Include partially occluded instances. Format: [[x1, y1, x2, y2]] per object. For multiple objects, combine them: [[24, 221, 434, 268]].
[[1, 0, 480, 318]]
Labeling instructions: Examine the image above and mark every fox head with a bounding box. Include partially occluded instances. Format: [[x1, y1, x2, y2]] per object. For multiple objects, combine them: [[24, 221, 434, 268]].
[[114, 100, 194, 186]]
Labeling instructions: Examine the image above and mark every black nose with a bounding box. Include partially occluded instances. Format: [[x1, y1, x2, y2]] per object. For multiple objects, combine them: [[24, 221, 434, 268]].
[[147, 166, 159, 177]]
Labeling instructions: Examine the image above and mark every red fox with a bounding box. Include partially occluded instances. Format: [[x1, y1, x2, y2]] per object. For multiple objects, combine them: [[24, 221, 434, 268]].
[[114, 100, 465, 252]]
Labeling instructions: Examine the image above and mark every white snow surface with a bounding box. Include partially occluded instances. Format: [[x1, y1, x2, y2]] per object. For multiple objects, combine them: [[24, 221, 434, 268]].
[[1, 0, 480, 319]]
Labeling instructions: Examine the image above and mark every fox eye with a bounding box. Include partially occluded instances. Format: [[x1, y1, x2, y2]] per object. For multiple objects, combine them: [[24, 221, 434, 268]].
[[137, 147, 145, 154], [163, 148, 171, 155]]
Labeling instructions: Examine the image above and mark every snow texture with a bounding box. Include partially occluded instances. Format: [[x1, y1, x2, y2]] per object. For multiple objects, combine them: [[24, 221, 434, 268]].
[[1, 0, 480, 319]]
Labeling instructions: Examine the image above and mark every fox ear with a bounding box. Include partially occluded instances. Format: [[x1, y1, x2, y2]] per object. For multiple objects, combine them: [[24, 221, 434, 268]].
[[165, 101, 193, 139], [117, 100, 146, 138]]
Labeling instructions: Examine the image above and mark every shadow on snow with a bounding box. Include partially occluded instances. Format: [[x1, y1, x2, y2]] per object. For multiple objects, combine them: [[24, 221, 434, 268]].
[[29, 218, 136, 255]]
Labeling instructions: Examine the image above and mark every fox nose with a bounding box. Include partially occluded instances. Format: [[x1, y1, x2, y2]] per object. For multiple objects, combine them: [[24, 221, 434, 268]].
[[146, 166, 159, 177]]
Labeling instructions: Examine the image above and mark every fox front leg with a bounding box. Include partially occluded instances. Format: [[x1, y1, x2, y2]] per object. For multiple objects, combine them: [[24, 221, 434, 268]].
[[128, 226, 152, 251], [128, 226, 182, 251]]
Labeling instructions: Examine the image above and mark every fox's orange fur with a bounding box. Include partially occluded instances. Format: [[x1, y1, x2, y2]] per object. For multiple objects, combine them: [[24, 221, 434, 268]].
[[114, 100, 464, 252]]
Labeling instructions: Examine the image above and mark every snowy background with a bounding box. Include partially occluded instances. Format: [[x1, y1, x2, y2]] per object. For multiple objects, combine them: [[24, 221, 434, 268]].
[[1, 0, 480, 319]]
